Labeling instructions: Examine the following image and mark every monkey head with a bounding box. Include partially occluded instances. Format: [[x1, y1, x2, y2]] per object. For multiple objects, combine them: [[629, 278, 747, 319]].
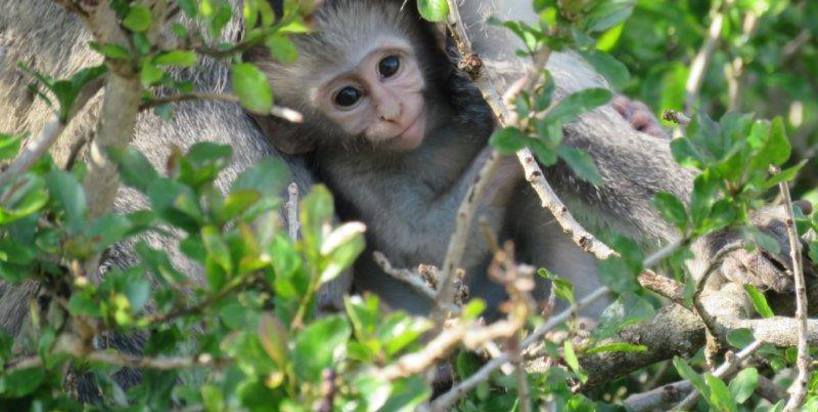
[[250, 0, 453, 154]]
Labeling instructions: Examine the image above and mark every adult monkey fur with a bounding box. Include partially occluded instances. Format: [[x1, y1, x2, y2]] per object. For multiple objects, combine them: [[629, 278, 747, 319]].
[[0, 0, 352, 396], [0, 0, 799, 399], [252, 0, 798, 317]]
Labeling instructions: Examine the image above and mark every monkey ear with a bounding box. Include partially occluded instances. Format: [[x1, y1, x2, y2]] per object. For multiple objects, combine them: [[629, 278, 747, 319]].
[[251, 114, 317, 155]]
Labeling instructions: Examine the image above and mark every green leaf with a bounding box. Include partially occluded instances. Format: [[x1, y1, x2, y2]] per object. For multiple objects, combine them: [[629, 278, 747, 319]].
[[767, 117, 791, 166], [231, 158, 290, 199], [597, 256, 638, 294], [546, 88, 612, 124], [538, 268, 575, 304], [0, 367, 45, 397], [147, 178, 203, 232], [728, 368, 758, 404], [108, 146, 160, 193], [218, 190, 261, 222], [300, 185, 335, 253], [231, 63, 273, 114], [558, 146, 602, 185], [0, 133, 22, 160], [529, 137, 559, 166], [653, 192, 687, 228], [489, 127, 528, 154], [46, 170, 87, 235], [586, 342, 647, 354], [378, 312, 431, 355], [583, 1, 635, 33], [726, 328, 754, 349], [202, 225, 233, 275], [706, 374, 738, 412], [578, 50, 630, 90], [89, 42, 132, 60], [123, 5, 152, 33], [176, 0, 198, 17], [319, 222, 366, 284], [744, 284, 774, 318], [86, 214, 134, 251], [265, 35, 299, 64], [154, 50, 198, 67], [68, 292, 102, 317], [673, 356, 709, 399], [416, 0, 449, 22], [51, 65, 107, 121], [292, 315, 351, 382], [140, 62, 164, 87], [563, 341, 587, 383], [762, 160, 807, 190], [258, 313, 289, 368]]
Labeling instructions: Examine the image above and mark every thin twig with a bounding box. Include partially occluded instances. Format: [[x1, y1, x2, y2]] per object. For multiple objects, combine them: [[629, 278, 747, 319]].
[[430, 286, 610, 412], [141, 92, 304, 123], [373, 251, 461, 314], [7, 335, 226, 373], [0, 77, 103, 187], [377, 317, 522, 381], [684, 0, 733, 113], [286, 182, 300, 240], [776, 166, 811, 411], [638, 270, 687, 306]]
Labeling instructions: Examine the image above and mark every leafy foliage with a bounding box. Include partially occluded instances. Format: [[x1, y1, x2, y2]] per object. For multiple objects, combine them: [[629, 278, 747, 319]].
[[0, 0, 816, 411]]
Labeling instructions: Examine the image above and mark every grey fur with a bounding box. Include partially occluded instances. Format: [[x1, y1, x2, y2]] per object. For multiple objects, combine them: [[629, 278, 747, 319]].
[[0, 0, 350, 398]]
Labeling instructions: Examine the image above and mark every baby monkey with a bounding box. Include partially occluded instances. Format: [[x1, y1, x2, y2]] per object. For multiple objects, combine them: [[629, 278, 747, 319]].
[[252, 0, 526, 313]]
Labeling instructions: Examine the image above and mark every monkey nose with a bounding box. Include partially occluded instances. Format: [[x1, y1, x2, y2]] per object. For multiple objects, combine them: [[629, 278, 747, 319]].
[[377, 103, 401, 122]]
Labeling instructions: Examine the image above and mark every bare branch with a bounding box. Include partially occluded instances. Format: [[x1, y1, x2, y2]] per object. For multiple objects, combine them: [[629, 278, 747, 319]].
[[673, 340, 763, 410], [774, 166, 810, 411], [141, 92, 303, 123], [684, 0, 734, 113], [431, 286, 610, 412], [286, 182, 301, 240], [376, 317, 522, 381], [638, 270, 687, 306], [373, 251, 461, 314], [7, 334, 225, 373]]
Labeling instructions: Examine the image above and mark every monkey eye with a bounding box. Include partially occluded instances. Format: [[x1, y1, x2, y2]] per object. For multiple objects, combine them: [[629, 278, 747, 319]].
[[334, 86, 363, 108], [378, 55, 400, 78]]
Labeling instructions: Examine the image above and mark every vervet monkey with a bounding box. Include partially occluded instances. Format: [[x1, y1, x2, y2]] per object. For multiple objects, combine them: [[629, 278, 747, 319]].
[[0, 0, 350, 399]]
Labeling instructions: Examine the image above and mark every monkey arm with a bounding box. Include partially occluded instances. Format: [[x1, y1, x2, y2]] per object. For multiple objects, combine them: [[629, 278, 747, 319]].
[[321, 144, 520, 271]]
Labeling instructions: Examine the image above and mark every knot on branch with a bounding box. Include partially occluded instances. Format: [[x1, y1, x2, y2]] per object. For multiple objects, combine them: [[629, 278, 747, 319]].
[[458, 53, 483, 80]]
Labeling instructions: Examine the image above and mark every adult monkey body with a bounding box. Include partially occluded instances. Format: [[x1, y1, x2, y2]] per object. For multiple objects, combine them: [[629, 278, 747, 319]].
[[0, 0, 351, 394], [253, 0, 787, 318]]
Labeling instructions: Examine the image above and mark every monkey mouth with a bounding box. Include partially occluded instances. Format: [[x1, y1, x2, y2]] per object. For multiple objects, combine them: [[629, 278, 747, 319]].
[[388, 112, 426, 150]]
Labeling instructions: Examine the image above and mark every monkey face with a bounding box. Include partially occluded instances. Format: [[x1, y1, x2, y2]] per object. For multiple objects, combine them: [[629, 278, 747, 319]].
[[312, 38, 428, 152]]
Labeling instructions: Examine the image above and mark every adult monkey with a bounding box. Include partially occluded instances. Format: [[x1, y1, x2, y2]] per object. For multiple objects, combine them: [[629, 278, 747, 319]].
[[0, 0, 352, 393], [251, 0, 796, 321]]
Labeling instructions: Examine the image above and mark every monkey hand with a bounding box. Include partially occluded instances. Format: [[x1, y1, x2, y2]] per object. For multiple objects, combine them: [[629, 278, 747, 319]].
[[612, 95, 668, 139], [692, 201, 814, 294]]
